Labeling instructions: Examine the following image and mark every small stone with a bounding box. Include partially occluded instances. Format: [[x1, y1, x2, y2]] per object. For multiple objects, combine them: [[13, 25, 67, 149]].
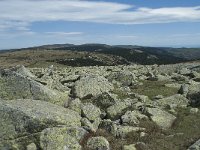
[[123, 144, 137, 150], [179, 84, 189, 96], [114, 125, 145, 138], [87, 136, 110, 150], [26, 143, 37, 150], [140, 132, 147, 137], [190, 108, 199, 114], [153, 95, 164, 100]]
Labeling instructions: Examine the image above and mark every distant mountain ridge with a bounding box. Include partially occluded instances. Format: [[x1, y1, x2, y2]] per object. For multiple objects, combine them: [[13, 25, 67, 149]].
[[0, 43, 200, 68]]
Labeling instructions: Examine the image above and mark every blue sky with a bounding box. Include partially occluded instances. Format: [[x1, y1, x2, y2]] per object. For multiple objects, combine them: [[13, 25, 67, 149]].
[[0, 0, 200, 49]]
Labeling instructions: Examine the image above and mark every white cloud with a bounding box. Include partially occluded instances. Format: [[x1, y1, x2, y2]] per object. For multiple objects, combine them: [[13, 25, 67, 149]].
[[171, 33, 200, 37], [0, 0, 200, 31], [116, 35, 138, 39], [45, 32, 84, 36]]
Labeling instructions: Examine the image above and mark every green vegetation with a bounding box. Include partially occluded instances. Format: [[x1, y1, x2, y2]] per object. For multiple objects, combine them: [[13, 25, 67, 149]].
[[132, 80, 179, 99]]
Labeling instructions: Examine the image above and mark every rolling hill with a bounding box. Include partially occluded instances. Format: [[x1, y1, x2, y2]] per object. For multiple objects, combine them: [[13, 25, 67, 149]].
[[0, 44, 200, 68]]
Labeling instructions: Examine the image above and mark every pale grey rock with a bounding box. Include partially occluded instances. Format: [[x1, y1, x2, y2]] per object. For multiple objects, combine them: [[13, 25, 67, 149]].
[[113, 125, 145, 138], [68, 98, 82, 115], [165, 83, 182, 89], [140, 132, 147, 137], [13, 65, 35, 78], [107, 71, 134, 86], [121, 110, 148, 126], [155, 74, 171, 81], [187, 84, 200, 106], [0, 70, 69, 105], [153, 95, 164, 100], [60, 75, 80, 84], [190, 108, 199, 114], [156, 94, 189, 108], [123, 144, 137, 150], [135, 94, 149, 103], [82, 103, 102, 121], [106, 102, 130, 120], [40, 126, 83, 150], [74, 75, 114, 99], [146, 107, 176, 129], [190, 71, 200, 78], [0, 100, 81, 149], [179, 68, 191, 75], [87, 136, 110, 150], [27, 143, 37, 150], [81, 118, 101, 132], [171, 74, 189, 82]]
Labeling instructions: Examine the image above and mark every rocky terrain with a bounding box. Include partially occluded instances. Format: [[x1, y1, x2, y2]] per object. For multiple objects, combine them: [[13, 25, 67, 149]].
[[1, 63, 200, 150]]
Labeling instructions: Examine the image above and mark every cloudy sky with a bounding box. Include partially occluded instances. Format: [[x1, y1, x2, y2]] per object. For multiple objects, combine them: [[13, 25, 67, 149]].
[[0, 0, 200, 49]]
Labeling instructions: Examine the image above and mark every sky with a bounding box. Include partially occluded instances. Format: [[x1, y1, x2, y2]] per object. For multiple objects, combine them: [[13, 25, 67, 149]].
[[0, 0, 200, 49]]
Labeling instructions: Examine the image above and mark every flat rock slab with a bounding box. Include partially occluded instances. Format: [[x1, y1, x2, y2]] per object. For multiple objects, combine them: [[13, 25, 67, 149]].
[[146, 108, 176, 129], [0, 70, 69, 105], [0, 99, 81, 142]]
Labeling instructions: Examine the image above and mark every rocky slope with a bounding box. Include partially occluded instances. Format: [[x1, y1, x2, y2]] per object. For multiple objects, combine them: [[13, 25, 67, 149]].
[[1, 63, 200, 150]]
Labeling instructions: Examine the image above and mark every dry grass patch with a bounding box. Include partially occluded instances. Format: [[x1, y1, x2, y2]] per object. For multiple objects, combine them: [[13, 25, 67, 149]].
[[132, 80, 179, 99]]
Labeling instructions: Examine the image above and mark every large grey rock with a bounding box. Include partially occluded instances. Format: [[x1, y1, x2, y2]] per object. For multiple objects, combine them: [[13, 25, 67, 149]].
[[13, 65, 35, 78], [0, 99, 81, 149], [156, 94, 189, 108], [82, 103, 102, 121], [106, 102, 130, 120], [74, 75, 114, 99], [146, 108, 176, 129], [107, 71, 134, 86], [0, 70, 69, 105], [87, 136, 110, 150], [187, 84, 200, 106], [40, 126, 86, 150], [121, 110, 148, 126]]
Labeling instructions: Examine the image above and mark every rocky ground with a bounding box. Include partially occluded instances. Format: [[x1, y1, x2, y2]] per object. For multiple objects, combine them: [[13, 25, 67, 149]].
[[1, 63, 200, 150]]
